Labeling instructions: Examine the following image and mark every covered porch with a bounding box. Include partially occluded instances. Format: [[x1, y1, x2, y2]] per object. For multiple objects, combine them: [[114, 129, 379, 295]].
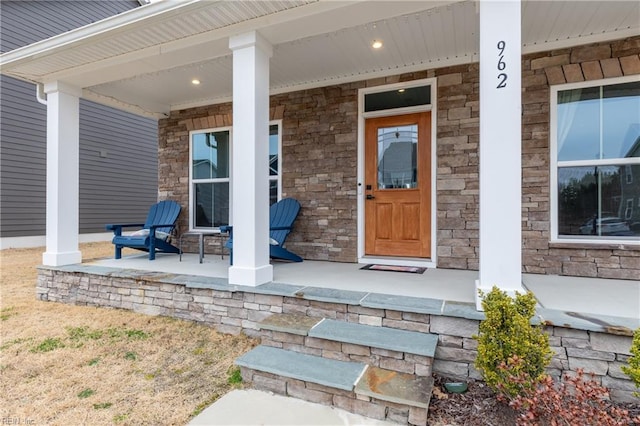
[[3, 1, 639, 309]]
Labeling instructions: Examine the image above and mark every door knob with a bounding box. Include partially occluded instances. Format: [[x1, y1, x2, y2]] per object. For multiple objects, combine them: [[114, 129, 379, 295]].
[[366, 194, 375, 200]]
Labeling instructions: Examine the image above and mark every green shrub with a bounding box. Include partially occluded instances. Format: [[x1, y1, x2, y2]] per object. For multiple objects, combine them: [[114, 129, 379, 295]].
[[622, 327, 640, 396], [474, 286, 552, 399]]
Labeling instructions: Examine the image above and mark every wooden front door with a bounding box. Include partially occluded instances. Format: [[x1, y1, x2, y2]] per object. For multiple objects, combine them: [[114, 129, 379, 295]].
[[364, 112, 431, 258]]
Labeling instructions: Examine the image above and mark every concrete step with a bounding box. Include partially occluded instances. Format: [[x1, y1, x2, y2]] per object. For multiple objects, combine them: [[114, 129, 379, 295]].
[[237, 345, 433, 408], [309, 319, 438, 358], [355, 366, 434, 409], [235, 345, 366, 391], [259, 312, 321, 335], [251, 314, 439, 424], [258, 313, 438, 358]]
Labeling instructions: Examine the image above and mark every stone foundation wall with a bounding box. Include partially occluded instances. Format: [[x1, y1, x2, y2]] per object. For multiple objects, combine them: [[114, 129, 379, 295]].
[[158, 35, 640, 280], [37, 268, 637, 403]]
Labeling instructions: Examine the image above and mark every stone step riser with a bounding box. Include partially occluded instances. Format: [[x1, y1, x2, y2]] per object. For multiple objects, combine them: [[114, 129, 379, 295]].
[[236, 345, 433, 426], [240, 367, 429, 426], [257, 314, 438, 378], [260, 330, 433, 377]]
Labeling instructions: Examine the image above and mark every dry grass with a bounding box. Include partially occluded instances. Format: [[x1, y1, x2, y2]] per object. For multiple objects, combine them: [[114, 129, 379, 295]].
[[0, 242, 257, 425]]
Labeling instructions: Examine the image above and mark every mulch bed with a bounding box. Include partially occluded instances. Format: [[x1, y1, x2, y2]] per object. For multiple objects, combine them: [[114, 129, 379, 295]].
[[428, 376, 519, 425], [428, 375, 640, 426]]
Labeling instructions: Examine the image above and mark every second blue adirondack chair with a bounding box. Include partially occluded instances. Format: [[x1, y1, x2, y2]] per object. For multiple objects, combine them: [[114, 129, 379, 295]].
[[106, 200, 181, 260], [220, 198, 302, 264]]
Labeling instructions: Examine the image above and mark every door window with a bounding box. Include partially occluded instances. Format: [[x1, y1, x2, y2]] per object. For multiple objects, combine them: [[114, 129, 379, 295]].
[[377, 125, 418, 189]]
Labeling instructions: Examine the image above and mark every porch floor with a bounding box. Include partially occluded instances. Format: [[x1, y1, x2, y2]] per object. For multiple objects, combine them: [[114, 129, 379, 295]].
[[90, 252, 639, 320]]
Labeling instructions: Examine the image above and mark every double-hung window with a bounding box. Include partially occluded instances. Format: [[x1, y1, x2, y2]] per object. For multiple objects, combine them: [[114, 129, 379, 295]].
[[189, 122, 281, 230], [551, 77, 640, 242]]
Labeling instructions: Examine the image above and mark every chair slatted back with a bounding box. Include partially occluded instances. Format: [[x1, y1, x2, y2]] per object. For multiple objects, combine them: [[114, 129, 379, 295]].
[[269, 198, 300, 245], [143, 200, 181, 235]]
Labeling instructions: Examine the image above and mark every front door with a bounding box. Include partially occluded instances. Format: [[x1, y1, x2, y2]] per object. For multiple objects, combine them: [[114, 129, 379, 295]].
[[364, 112, 431, 258]]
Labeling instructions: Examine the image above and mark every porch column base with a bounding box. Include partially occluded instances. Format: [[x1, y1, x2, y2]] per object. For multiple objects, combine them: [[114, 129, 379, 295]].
[[228, 264, 273, 287], [43, 251, 82, 266], [474, 280, 525, 311]]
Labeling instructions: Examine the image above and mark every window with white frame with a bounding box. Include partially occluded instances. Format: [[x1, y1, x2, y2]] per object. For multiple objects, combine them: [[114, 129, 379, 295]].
[[552, 78, 640, 241], [190, 122, 281, 230]]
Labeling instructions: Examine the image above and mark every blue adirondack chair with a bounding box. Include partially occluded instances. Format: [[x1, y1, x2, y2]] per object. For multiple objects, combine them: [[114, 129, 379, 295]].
[[220, 198, 303, 264], [106, 200, 181, 260]]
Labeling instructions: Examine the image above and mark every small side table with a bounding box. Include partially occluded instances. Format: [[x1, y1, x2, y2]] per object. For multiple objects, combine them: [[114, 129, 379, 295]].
[[179, 230, 228, 263]]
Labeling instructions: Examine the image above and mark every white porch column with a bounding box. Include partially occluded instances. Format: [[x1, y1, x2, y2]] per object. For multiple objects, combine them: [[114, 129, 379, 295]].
[[476, 0, 524, 308], [228, 31, 273, 286], [42, 81, 82, 266]]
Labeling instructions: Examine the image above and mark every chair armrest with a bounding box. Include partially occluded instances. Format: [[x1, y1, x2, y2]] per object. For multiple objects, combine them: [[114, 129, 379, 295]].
[[106, 223, 145, 230], [106, 223, 145, 237], [270, 225, 293, 231]]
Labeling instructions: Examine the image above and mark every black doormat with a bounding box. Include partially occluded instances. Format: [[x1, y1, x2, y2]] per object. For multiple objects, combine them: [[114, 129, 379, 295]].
[[360, 264, 427, 274]]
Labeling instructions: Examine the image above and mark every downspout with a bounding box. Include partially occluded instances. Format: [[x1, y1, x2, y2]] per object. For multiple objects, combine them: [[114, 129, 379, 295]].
[[36, 83, 47, 105]]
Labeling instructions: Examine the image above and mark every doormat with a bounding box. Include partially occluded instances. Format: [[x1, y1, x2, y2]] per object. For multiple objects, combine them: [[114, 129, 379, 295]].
[[360, 264, 426, 274]]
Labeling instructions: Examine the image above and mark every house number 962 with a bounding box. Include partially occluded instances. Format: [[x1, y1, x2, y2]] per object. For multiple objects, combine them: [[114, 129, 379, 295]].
[[497, 40, 507, 89]]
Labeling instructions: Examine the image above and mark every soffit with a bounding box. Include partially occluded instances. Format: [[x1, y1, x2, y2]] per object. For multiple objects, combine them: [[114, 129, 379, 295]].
[[1, 0, 638, 118]]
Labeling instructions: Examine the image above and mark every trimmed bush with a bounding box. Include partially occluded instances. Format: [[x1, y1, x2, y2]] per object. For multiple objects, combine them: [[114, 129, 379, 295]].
[[474, 286, 552, 399], [622, 327, 640, 397]]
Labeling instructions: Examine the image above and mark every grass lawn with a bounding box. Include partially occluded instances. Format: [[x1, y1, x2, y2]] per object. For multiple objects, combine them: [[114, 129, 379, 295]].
[[0, 242, 257, 425]]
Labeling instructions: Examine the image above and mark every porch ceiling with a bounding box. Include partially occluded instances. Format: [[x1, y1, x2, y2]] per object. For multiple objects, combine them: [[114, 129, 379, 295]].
[[1, 0, 638, 118]]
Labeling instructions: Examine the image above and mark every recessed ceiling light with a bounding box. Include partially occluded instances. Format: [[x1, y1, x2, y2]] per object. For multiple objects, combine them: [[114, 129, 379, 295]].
[[372, 40, 383, 49], [191, 79, 201, 85]]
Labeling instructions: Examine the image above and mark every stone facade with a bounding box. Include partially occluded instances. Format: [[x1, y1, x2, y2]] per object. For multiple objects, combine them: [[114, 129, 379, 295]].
[[37, 267, 638, 404], [158, 35, 640, 279]]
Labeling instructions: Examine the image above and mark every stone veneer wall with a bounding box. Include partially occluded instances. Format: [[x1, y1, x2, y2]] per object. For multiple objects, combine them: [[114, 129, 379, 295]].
[[158, 35, 640, 279], [37, 268, 638, 404]]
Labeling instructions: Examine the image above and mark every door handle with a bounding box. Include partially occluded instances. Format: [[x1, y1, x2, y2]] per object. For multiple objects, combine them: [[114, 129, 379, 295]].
[[366, 194, 375, 200]]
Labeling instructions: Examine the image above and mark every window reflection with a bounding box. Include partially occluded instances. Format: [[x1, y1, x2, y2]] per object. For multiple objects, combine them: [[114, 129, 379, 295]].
[[377, 125, 418, 189], [557, 81, 640, 162], [194, 182, 229, 228], [192, 131, 230, 180], [558, 165, 640, 237]]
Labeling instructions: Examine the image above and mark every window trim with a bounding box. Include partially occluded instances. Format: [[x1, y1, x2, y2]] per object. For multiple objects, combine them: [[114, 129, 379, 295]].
[[188, 126, 233, 231], [269, 120, 283, 204], [549, 74, 640, 245], [188, 120, 282, 232]]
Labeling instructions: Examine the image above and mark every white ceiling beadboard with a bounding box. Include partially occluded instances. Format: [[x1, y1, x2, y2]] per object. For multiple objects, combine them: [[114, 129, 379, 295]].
[[1, 0, 637, 117]]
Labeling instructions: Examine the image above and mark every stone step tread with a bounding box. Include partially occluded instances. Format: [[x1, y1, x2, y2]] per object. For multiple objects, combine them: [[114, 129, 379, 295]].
[[236, 345, 366, 391], [354, 366, 434, 409], [259, 313, 321, 335], [309, 318, 438, 357]]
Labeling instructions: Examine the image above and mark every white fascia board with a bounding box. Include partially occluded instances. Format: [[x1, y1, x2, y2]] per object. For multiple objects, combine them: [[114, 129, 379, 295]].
[[0, 0, 206, 71], [522, 27, 640, 55], [82, 89, 166, 119]]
